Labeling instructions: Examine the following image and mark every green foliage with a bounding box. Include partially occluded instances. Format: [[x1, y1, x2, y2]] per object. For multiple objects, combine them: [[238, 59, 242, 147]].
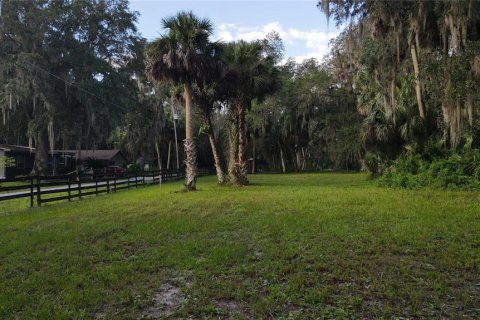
[[320, 0, 480, 180], [126, 164, 141, 173], [146, 11, 215, 85], [378, 150, 480, 190], [0, 156, 15, 168], [0, 0, 142, 172], [362, 151, 387, 176]]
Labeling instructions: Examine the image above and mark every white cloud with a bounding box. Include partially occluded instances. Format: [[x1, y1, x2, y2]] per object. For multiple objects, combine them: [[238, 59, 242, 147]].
[[214, 21, 339, 64]]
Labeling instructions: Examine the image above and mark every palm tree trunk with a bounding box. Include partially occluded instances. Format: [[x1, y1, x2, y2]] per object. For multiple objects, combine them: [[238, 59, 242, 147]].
[[234, 103, 249, 185], [228, 115, 238, 178], [206, 115, 228, 184], [184, 82, 197, 190], [173, 117, 180, 170]]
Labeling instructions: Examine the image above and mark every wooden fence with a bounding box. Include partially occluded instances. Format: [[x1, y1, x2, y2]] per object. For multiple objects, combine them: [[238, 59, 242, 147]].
[[0, 169, 213, 208]]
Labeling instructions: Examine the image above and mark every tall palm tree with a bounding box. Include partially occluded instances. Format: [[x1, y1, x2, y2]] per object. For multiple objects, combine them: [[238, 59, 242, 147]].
[[222, 40, 279, 185], [189, 41, 229, 185], [146, 11, 214, 190]]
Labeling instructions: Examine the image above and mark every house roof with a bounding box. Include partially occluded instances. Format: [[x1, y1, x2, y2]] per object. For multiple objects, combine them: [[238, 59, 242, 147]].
[[62, 149, 125, 161], [0, 144, 35, 154], [0, 145, 125, 161]]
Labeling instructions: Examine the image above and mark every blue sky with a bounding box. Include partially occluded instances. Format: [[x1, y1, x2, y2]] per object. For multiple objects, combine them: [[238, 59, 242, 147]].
[[128, 1, 340, 63]]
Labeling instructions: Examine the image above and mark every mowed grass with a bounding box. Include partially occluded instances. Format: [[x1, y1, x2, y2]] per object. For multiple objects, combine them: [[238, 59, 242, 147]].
[[0, 173, 479, 319]]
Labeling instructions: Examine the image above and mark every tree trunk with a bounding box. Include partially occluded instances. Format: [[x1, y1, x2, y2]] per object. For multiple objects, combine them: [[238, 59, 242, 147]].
[[410, 45, 425, 119], [467, 94, 473, 127], [31, 127, 49, 176], [206, 115, 228, 184], [452, 98, 462, 149], [301, 147, 307, 171], [166, 140, 171, 170], [137, 154, 146, 170], [296, 149, 301, 172], [183, 82, 197, 191], [391, 70, 396, 125], [228, 111, 238, 179], [442, 105, 450, 148], [251, 134, 256, 174], [173, 118, 180, 170], [232, 103, 249, 185], [395, 30, 401, 66], [48, 121, 56, 176], [280, 147, 286, 174], [155, 140, 162, 170]]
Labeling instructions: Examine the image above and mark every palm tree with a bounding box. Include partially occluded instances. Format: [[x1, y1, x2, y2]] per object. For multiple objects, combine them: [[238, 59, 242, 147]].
[[193, 82, 229, 184], [222, 40, 279, 185], [146, 11, 214, 191]]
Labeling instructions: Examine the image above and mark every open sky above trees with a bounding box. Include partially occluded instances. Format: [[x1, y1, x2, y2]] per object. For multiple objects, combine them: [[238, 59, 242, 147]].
[[129, 0, 341, 63]]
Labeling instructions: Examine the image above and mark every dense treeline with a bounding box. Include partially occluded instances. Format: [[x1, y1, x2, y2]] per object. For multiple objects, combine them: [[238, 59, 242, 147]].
[[0, 0, 141, 175], [249, 58, 361, 173], [318, 0, 480, 188]]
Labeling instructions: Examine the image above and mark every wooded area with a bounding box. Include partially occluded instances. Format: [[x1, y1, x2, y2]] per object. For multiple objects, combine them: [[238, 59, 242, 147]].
[[319, 0, 480, 188], [1, 0, 480, 190]]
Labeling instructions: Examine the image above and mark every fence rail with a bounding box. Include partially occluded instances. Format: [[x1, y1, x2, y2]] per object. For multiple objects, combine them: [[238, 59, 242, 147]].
[[0, 169, 213, 208]]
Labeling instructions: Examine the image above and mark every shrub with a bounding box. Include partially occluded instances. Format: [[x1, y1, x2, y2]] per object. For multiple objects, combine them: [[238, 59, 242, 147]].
[[127, 164, 141, 173], [0, 156, 16, 168], [377, 150, 480, 190]]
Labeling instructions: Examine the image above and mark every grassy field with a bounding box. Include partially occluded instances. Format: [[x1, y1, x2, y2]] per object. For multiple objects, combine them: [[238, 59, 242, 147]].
[[0, 173, 479, 319]]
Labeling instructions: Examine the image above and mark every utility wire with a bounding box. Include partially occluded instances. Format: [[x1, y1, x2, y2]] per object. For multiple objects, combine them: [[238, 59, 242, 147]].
[[0, 48, 131, 111]]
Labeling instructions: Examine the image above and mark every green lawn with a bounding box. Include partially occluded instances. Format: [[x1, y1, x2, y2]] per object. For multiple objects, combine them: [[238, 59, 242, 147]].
[[0, 173, 479, 319]]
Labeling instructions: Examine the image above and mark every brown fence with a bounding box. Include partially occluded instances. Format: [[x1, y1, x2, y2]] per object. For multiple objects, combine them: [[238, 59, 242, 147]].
[[0, 169, 213, 208]]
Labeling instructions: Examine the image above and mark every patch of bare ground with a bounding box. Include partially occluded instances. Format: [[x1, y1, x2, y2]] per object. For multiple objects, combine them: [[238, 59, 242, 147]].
[[212, 298, 252, 319], [142, 283, 185, 319]]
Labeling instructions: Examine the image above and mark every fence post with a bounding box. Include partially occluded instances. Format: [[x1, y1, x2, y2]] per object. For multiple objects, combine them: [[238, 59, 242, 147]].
[[127, 173, 130, 189], [95, 176, 98, 196], [36, 177, 41, 207], [135, 172, 138, 188], [29, 177, 34, 207], [114, 173, 117, 192], [106, 175, 110, 193], [142, 172, 145, 186], [68, 176, 71, 201], [77, 174, 82, 199]]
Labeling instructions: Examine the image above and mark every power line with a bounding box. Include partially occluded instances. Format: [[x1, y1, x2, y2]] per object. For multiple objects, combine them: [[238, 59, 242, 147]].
[[0, 49, 131, 111]]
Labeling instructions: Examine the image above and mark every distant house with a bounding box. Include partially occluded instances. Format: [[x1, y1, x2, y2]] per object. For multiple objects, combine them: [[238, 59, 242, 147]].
[[64, 149, 127, 167], [0, 145, 35, 179], [0, 145, 127, 179]]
